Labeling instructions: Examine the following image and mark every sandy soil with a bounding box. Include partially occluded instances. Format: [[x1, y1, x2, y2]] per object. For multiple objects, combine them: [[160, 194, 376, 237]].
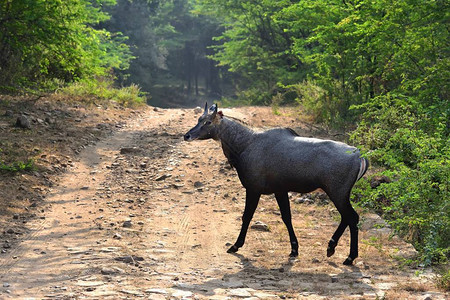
[[0, 99, 447, 299]]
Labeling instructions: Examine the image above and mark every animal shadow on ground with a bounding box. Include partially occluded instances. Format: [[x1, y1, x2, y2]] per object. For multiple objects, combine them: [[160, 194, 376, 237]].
[[173, 253, 374, 297]]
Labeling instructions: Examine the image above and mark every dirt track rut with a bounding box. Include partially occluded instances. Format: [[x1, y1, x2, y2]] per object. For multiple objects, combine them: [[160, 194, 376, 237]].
[[0, 107, 446, 299]]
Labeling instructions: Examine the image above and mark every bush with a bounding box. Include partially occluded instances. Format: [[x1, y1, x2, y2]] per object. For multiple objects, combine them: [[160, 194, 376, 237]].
[[436, 268, 450, 292], [0, 159, 35, 173], [60, 78, 146, 107], [290, 81, 326, 122], [237, 87, 272, 106], [0, 0, 132, 90], [286, 80, 356, 126], [351, 94, 449, 265]]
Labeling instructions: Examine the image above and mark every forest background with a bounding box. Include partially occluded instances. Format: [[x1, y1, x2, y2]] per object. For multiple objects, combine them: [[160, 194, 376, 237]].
[[0, 0, 448, 275]]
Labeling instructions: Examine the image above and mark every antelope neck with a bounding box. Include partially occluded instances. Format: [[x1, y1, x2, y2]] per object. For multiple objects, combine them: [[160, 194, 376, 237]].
[[217, 117, 254, 158]]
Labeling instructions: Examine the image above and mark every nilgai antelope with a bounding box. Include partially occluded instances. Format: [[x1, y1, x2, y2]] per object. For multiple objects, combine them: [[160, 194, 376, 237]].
[[184, 103, 369, 265]]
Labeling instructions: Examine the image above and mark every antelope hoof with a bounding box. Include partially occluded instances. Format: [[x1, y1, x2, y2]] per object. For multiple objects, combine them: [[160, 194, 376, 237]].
[[326, 247, 335, 257], [289, 250, 298, 257], [343, 256, 354, 265], [227, 245, 239, 253]]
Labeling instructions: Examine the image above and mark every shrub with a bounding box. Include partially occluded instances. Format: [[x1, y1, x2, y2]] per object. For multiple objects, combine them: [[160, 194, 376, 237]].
[[60, 78, 146, 107], [236, 87, 272, 106], [351, 94, 449, 265], [0, 159, 35, 173], [290, 81, 326, 123]]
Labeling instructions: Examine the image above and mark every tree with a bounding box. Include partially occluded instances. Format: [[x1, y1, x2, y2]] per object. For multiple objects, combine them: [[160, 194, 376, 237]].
[[198, 0, 303, 104], [104, 0, 227, 105], [0, 0, 132, 90], [196, 0, 449, 263]]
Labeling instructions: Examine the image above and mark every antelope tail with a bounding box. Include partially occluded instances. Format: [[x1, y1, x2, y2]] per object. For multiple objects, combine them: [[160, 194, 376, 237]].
[[356, 157, 369, 182]]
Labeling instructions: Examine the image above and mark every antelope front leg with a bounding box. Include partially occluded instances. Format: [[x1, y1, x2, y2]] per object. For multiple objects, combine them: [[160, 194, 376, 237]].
[[227, 191, 261, 254]]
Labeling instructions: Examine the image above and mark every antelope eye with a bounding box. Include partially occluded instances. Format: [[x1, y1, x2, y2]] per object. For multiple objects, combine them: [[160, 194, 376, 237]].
[[204, 120, 212, 125]]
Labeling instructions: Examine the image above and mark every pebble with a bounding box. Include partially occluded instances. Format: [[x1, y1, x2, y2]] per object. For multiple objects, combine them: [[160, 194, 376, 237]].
[[375, 282, 397, 290], [294, 195, 314, 204], [121, 289, 144, 296], [145, 288, 168, 295], [155, 174, 172, 181], [172, 289, 193, 298], [222, 278, 244, 288], [122, 220, 132, 228], [15, 115, 31, 129], [100, 247, 120, 253], [194, 181, 204, 188], [76, 280, 104, 287], [115, 255, 145, 264], [101, 267, 124, 275], [253, 292, 278, 298], [207, 296, 230, 300], [147, 294, 166, 300], [45, 117, 55, 124], [113, 232, 122, 239], [228, 288, 254, 298], [120, 147, 142, 154], [250, 221, 270, 232]]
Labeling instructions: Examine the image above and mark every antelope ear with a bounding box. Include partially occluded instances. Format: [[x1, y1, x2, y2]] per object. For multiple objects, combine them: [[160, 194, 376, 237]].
[[210, 103, 218, 118], [203, 102, 208, 115], [209, 103, 217, 113]]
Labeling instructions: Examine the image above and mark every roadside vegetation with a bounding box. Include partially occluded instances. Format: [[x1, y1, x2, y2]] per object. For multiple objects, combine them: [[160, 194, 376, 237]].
[[0, 0, 448, 286], [59, 78, 146, 107], [196, 0, 449, 274]]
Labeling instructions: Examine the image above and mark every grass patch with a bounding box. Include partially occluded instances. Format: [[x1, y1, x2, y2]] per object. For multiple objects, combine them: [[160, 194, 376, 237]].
[[362, 236, 384, 254], [397, 282, 428, 292], [271, 92, 283, 116], [0, 159, 35, 173], [60, 78, 147, 107], [435, 267, 450, 291]]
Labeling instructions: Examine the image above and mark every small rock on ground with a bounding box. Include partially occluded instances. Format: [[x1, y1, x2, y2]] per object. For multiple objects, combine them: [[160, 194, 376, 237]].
[[250, 221, 270, 232], [15, 115, 31, 129]]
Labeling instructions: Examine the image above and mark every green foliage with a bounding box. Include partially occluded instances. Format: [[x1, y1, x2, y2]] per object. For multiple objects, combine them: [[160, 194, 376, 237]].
[[436, 268, 450, 292], [105, 0, 228, 103], [236, 88, 272, 106], [199, 0, 448, 123], [271, 93, 283, 115], [1, 0, 448, 268], [198, 0, 304, 101], [196, 0, 449, 265], [351, 95, 449, 265], [0, 159, 35, 173], [288, 81, 327, 122], [60, 78, 146, 107], [0, 0, 133, 90]]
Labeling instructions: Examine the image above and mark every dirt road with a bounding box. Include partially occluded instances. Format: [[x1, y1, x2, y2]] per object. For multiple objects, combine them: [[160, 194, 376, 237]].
[[0, 106, 446, 299]]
